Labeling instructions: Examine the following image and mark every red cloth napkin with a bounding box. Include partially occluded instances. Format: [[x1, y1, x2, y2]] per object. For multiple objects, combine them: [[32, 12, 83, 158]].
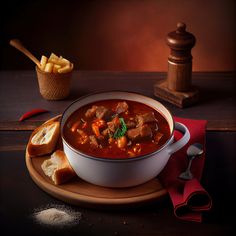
[[159, 117, 212, 222]]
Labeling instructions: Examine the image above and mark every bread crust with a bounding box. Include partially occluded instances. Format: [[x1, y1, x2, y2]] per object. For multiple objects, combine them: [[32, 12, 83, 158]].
[[27, 121, 60, 157], [41, 150, 76, 185]]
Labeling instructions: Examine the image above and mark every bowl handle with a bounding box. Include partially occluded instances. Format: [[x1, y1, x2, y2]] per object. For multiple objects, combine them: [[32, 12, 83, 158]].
[[167, 122, 190, 155]]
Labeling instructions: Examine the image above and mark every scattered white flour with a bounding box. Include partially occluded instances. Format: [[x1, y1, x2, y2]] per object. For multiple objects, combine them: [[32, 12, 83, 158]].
[[33, 205, 82, 227]]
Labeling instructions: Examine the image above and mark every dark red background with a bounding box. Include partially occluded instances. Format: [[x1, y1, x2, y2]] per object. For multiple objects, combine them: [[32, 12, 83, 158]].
[[1, 0, 236, 71]]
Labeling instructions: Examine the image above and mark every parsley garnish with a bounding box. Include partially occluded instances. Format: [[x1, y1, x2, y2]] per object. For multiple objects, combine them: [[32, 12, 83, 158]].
[[113, 118, 127, 139]]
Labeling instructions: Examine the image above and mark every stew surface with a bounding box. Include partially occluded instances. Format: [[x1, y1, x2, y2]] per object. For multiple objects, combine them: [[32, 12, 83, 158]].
[[63, 100, 171, 158]]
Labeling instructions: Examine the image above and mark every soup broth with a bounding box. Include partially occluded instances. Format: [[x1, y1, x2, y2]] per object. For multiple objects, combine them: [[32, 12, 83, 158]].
[[63, 100, 171, 158]]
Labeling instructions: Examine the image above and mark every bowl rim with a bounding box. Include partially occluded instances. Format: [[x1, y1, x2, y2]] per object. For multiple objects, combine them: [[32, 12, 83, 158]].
[[61, 91, 175, 163]]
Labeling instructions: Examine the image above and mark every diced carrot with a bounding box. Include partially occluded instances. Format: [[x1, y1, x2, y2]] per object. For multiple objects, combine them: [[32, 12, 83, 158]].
[[92, 123, 100, 137], [91, 119, 106, 137], [117, 136, 127, 149], [93, 119, 106, 128]]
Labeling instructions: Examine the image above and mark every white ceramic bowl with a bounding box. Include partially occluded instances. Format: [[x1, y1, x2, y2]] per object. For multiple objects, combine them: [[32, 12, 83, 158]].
[[61, 91, 190, 188]]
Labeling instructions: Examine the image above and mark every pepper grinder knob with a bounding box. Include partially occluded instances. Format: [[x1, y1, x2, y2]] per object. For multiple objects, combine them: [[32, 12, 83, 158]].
[[166, 22, 196, 92], [176, 22, 186, 33]]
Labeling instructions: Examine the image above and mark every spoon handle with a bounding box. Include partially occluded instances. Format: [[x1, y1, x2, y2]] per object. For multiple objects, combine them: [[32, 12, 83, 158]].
[[9, 39, 41, 68], [186, 156, 194, 172]]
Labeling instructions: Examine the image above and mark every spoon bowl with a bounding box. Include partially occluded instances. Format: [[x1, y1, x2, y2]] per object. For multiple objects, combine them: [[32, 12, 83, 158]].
[[179, 143, 203, 180], [187, 143, 204, 157]]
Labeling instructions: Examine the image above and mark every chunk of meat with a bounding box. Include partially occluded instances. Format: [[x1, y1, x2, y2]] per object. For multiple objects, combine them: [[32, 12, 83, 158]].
[[127, 124, 152, 141], [89, 135, 98, 148], [126, 120, 136, 129], [71, 120, 81, 132], [154, 132, 163, 143], [115, 101, 129, 114], [149, 122, 159, 132], [96, 135, 107, 148], [77, 129, 89, 144], [85, 105, 112, 120], [102, 128, 109, 137], [96, 106, 111, 120], [107, 116, 120, 133], [136, 112, 156, 127], [85, 105, 98, 118]]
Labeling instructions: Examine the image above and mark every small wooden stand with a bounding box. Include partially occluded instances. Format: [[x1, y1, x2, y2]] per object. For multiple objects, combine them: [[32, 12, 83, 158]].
[[154, 81, 199, 108], [154, 22, 198, 108]]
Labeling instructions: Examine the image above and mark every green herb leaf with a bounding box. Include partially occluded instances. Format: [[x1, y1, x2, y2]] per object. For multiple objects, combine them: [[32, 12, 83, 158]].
[[113, 118, 127, 139]]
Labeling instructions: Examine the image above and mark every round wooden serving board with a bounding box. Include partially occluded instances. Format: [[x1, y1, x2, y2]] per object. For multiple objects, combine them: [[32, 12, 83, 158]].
[[25, 116, 167, 209]]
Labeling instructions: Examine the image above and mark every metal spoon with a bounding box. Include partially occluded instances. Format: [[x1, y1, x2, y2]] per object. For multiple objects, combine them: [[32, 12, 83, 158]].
[[178, 143, 204, 180]]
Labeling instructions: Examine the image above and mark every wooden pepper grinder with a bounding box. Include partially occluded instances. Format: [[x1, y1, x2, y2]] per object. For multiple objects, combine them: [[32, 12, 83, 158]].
[[154, 22, 199, 108]]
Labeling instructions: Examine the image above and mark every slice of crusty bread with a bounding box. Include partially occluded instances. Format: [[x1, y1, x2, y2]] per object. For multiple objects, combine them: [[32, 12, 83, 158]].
[[41, 150, 76, 185], [27, 121, 60, 157]]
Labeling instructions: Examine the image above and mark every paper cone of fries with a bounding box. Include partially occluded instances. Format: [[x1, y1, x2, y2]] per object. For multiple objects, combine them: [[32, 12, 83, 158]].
[[36, 66, 72, 100]]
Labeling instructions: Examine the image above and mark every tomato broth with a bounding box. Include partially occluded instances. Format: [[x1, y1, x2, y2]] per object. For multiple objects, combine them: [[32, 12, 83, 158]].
[[63, 100, 170, 159]]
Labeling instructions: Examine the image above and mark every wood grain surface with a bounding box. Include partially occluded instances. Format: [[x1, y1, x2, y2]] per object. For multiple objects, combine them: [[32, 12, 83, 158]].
[[26, 153, 167, 208], [0, 71, 235, 130], [1, 71, 235, 236], [24, 116, 167, 208], [1, 119, 236, 132]]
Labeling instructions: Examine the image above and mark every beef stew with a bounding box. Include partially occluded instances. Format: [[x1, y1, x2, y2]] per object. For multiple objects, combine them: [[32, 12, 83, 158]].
[[63, 100, 170, 158]]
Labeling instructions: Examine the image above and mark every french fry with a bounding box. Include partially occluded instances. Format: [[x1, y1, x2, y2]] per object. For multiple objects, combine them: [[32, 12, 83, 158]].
[[54, 60, 67, 67], [53, 64, 61, 73], [40, 52, 73, 73], [44, 62, 53, 73], [58, 64, 71, 73], [40, 55, 47, 71], [53, 57, 70, 67], [60, 57, 70, 65], [49, 58, 59, 65], [48, 53, 59, 62]]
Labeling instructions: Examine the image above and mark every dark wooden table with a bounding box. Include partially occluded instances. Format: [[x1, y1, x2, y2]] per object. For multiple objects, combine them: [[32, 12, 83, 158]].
[[0, 71, 235, 236]]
